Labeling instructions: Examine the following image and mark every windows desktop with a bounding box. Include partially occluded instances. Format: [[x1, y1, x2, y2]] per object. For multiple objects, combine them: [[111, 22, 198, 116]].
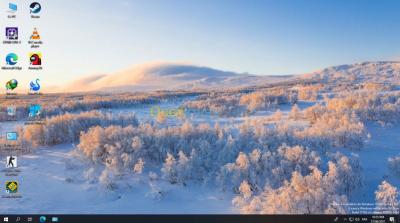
[[0, 0, 399, 222]]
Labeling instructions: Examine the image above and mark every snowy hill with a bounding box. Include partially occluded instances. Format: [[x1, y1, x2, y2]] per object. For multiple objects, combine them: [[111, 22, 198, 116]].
[[58, 61, 400, 93], [59, 62, 293, 93], [303, 61, 400, 86]]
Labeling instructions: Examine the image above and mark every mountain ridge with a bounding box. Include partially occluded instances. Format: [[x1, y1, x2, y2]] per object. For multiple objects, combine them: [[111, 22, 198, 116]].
[[57, 61, 400, 93]]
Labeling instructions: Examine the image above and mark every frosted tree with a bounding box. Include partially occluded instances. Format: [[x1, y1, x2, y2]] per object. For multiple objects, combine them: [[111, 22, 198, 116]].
[[232, 180, 254, 213], [233, 166, 349, 214], [239, 180, 253, 199], [288, 104, 302, 120], [161, 153, 178, 184], [176, 151, 191, 185], [375, 181, 399, 214], [272, 109, 283, 121], [131, 136, 143, 152], [133, 158, 145, 174], [99, 167, 118, 190]]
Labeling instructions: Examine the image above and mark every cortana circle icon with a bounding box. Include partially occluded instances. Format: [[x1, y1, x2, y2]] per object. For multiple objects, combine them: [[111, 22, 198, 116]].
[[30, 2, 41, 14], [6, 53, 18, 65]]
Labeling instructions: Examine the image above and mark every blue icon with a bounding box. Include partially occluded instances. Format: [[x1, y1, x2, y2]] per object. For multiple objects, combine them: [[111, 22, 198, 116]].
[[30, 2, 41, 14], [39, 216, 46, 223], [8, 3, 17, 12], [7, 106, 16, 116], [51, 217, 59, 222], [6, 53, 18, 65], [6, 132, 17, 141], [30, 79, 41, 92], [29, 104, 41, 118]]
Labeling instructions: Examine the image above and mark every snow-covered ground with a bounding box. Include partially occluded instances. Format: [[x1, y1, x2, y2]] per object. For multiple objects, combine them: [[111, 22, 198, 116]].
[[350, 123, 400, 203], [0, 96, 399, 214], [0, 100, 237, 214], [0, 145, 233, 214]]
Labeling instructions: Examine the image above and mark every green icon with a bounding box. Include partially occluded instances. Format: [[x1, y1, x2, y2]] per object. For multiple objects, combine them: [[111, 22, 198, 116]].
[[6, 79, 18, 90], [5, 181, 18, 193]]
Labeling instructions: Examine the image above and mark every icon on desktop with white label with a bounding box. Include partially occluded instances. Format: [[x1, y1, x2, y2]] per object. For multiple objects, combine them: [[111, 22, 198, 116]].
[[6, 132, 17, 141], [30, 78, 41, 92], [7, 106, 16, 116], [8, 3, 17, 13], [30, 2, 41, 14], [6, 156, 17, 168], [29, 53, 42, 65], [31, 28, 41, 40]]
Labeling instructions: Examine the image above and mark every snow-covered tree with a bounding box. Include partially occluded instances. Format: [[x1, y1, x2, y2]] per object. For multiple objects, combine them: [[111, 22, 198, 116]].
[[288, 104, 302, 120], [233, 167, 348, 214], [375, 181, 399, 214], [161, 153, 178, 184], [133, 158, 145, 174]]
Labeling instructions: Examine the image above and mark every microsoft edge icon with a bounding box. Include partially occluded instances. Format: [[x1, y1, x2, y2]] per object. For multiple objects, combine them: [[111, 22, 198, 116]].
[[39, 216, 46, 223], [6, 53, 18, 65]]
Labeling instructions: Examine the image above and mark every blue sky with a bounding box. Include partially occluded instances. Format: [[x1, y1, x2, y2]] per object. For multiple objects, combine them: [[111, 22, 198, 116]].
[[1, 0, 400, 87]]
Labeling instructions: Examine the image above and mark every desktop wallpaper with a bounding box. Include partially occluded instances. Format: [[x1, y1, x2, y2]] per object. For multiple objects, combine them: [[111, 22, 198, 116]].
[[0, 0, 399, 214]]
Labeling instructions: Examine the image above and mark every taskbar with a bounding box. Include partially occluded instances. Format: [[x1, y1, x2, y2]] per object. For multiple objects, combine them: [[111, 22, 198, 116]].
[[0, 214, 399, 223]]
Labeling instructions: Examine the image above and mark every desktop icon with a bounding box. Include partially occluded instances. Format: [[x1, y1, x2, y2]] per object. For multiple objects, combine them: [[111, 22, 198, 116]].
[[29, 104, 41, 117], [8, 3, 17, 13], [5, 181, 18, 193], [6, 79, 18, 90], [6, 132, 18, 141], [30, 79, 41, 92], [29, 53, 42, 65], [30, 2, 41, 14], [39, 216, 46, 223], [6, 156, 17, 168], [6, 53, 18, 65], [27, 217, 33, 222], [30, 28, 41, 40], [51, 217, 58, 222], [7, 106, 16, 116], [5, 27, 18, 40]]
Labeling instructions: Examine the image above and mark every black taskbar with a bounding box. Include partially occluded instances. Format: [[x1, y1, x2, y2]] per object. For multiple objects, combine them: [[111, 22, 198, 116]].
[[0, 214, 399, 223]]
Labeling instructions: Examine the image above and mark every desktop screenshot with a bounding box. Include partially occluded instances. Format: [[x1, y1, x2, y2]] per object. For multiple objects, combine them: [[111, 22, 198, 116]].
[[0, 0, 399, 222]]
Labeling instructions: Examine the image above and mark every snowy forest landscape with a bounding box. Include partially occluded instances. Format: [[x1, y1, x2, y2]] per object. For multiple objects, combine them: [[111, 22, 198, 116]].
[[0, 61, 399, 214]]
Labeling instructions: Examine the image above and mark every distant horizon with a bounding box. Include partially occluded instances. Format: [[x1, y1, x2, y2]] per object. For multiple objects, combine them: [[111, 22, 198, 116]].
[[1, 59, 398, 94]]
